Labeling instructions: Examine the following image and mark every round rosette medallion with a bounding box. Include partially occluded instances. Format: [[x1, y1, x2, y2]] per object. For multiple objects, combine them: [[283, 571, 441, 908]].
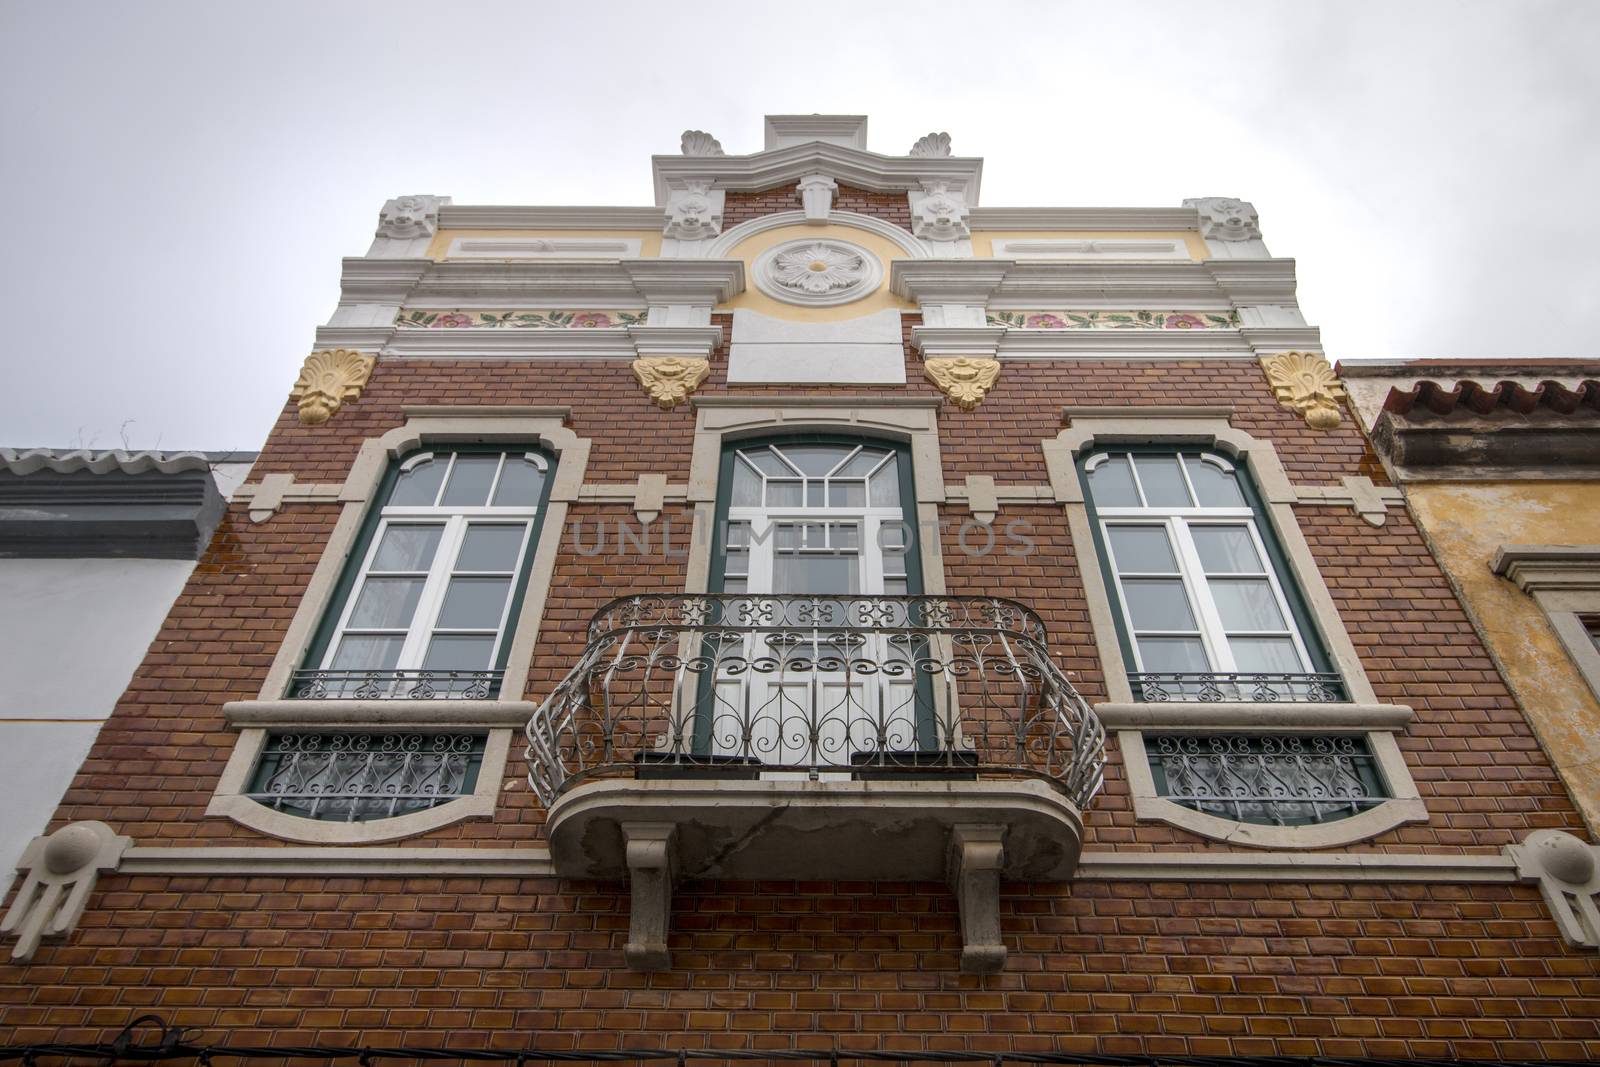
[[752, 237, 883, 307]]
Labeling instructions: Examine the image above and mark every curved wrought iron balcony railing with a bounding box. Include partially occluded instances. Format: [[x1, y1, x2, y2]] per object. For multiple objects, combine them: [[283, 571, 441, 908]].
[[524, 593, 1106, 809]]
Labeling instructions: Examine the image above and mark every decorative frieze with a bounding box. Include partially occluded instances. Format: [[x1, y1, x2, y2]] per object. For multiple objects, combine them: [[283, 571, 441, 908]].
[[2, 821, 130, 961], [988, 310, 1242, 330], [663, 179, 724, 241], [925, 357, 1001, 411], [291, 349, 375, 426], [397, 309, 646, 329], [376, 195, 447, 239], [1261, 350, 1348, 428], [632, 356, 710, 409], [909, 131, 952, 158]]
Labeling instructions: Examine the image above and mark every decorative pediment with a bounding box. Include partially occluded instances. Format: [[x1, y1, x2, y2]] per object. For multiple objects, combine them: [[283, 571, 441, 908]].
[[291, 349, 376, 426]]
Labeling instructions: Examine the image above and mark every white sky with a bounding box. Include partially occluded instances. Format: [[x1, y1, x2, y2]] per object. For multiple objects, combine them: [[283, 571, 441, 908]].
[[2, 0, 1596, 451]]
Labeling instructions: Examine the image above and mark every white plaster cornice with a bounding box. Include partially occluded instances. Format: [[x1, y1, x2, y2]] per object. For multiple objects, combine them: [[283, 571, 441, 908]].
[[381, 328, 639, 359], [651, 142, 983, 206], [1492, 545, 1600, 593], [969, 206, 1201, 231], [890, 259, 1011, 304], [437, 205, 665, 230], [619, 259, 744, 305]]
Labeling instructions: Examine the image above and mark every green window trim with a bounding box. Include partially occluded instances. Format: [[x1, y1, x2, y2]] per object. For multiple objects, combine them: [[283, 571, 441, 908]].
[[298, 444, 558, 698]]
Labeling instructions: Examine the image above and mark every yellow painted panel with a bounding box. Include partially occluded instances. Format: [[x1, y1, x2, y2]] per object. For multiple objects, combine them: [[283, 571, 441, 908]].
[[1406, 481, 1600, 831], [970, 230, 1208, 261], [720, 223, 915, 323], [427, 229, 663, 260]]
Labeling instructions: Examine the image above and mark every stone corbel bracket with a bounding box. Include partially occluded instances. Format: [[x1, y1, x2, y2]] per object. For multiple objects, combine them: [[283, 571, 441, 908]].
[[631, 356, 712, 410], [233, 472, 345, 523], [2, 821, 131, 961], [291, 349, 377, 426], [947, 825, 1006, 973], [579, 475, 691, 524], [797, 174, 837, 222], [1294, 476, 1405, 527], [944, 476, 1054, 524], [924, 358, 1002, 411], [622, 822, 677, 970], [1507, 829, 1600, 948]]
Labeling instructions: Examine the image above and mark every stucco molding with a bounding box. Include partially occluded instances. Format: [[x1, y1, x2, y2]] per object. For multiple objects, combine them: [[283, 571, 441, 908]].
[[119, 846, 556, 876], [650, 139, 982, 207], [290, 350, 376, 426], [923, 357, 1001, 410], [2, 821, 130, 961], [1492, 546, 1600, 707], [702, 210, 927, 261], [233, 473, 344, 523], [1506, 829, 1600, 948], [205, 727, 513, 845], [631, 357, 711, 409], [223, 700, 537, 728], [578, 475, 691, 524], [1118, 730, 1427, 850], [1261, 351, 1348, 428], [1076, 850, 1516, 882]]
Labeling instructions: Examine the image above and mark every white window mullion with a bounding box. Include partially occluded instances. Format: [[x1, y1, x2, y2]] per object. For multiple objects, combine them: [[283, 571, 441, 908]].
[[1170, 517, 1235, 673], [398, 515, 468, 669]]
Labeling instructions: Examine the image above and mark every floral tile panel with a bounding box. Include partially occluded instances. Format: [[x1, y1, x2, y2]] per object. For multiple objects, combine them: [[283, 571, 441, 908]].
[[398, 310, 646, 329], [987, 310, 1241, 330]]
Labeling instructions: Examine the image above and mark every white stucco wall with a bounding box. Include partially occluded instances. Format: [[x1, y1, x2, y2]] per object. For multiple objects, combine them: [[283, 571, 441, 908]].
[[0, 556, 197, 890]]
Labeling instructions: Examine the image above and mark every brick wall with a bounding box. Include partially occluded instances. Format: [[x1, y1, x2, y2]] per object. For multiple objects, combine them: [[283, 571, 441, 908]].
[[722, 184, 913, 232], [6, 321, 1599, 1057]]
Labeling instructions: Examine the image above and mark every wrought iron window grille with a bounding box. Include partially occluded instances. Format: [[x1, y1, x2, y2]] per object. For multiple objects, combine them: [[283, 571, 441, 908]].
[[289, 668, 501, 700], [244, 731, 486, 822], [524, 593, 1106, 808], [1129, 672, 1346, 703], [1147, 733, 1387, 826]]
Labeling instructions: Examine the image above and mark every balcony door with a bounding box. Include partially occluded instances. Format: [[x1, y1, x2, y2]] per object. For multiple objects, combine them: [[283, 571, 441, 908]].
[[699, 438, 925, 765]]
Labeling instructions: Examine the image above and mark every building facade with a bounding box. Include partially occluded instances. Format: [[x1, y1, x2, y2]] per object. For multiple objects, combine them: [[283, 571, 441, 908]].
[[1346, 360, 1600, 836], [0, 449, 254, 895], [4, 116, 1600, 1061]]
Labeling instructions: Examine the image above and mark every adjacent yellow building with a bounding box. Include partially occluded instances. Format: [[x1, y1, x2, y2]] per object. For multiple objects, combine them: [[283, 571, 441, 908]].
[[1345, 359, 1600, 830]]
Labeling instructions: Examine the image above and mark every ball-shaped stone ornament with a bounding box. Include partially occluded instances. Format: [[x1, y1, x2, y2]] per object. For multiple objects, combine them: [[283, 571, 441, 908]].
[[1535, 830, 1596, 885], [42, 822, 102, 875]]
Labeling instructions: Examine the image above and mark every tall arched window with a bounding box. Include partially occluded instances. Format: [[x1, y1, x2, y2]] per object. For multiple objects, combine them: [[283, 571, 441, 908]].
[[1082, 449, 1340, 702], [296, 447, 555, 699]]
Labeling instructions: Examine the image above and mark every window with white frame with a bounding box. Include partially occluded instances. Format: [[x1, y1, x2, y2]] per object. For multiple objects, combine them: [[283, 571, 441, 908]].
[[1082, 449, 1343, 702], [294, 448, 553, 699]]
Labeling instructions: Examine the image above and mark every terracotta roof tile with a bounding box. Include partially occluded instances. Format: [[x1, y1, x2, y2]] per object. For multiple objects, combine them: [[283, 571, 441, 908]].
[[1382, 378, 1600, 418]]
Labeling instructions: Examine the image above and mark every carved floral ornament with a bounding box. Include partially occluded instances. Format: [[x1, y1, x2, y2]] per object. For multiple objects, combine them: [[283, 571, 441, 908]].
[[632, 356, 710, 410], [291, 349, 376, 426], [925, 357, 1001, 411], [1260, 351, 1347, 429], [753, 238, 881, 307]]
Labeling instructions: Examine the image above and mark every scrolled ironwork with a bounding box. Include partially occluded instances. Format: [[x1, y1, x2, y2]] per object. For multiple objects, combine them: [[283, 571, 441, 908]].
[[524, 593, 1105, 808], [289, 668, 501, 700], [1148, 733, 1385, 826], [244, 731, 486, 822], [1129, 671, 1347, 703]]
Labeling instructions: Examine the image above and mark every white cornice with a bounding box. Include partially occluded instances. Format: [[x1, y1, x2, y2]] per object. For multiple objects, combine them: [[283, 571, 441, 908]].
[[437, 205, 664, 230], [312, 325, 395, 351], [336, 259, 431, 302], [1205, 258, 1301, 303], [1492, 545, 1600, 593], [970, 206, 1200, 231], [1076, 851, 1517, 883], [1239, 325, 1324, 352], [620, 259, 744, 304], [992, 261, 1239, 306], [890, 259, 1011, 303], [651, 142, 983, 205]]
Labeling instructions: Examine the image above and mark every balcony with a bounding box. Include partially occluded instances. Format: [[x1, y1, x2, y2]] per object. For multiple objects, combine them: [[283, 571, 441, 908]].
[[525, 592, 1105, 971], [289, 668, 502, 700]]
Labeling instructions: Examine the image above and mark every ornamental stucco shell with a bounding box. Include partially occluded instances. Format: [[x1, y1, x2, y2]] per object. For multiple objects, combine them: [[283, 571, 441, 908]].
[[925, 358, 1001, 411], [1260, 350, 1347, 429], [291, 349, 376, 426], [632, 357, 710, 409], [752, 238, 882, 307]]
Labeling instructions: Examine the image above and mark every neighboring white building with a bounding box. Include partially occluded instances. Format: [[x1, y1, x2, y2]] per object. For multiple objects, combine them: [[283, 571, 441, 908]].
[[0, 448, 255, 890]]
